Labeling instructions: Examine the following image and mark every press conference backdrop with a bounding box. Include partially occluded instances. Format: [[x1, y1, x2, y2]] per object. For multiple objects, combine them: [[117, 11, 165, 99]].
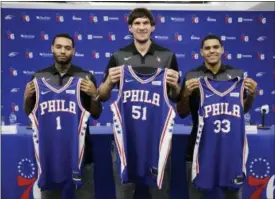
[[1, 8, 275, 126]]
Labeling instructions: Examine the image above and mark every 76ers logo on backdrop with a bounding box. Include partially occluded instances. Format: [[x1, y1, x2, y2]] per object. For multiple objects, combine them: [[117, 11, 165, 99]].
[[191, 16, 199, 23], [74, 32, 82, 41], [89, 13, 98, 23], [223, 51, 232, 60], [108, 32, 116, 41], [191, 52, 199, 60], [157, 14, 165, 23], [25, 50, 33, 59], [257, 53, 265, 60], [40, 32, 49, 40], [11, 103, 19, 111], [56, 13, 64, 22], [248, 157, 274, 199], [225, 15, 232, 23], [10, 68, 18, 76], [124, 14, 129, 23], [17, 158, 40, 199], [241, 34, 249, 42], [7, 31, 15, 40], [91, 51, 100, 59], [258, 16, 266, 24], [174, 33, 183, 41], [21, 13, 30, 22]]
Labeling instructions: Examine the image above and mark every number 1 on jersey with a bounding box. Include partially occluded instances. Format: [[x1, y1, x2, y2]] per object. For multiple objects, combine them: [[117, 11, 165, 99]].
[[56, 116, 62, 130]]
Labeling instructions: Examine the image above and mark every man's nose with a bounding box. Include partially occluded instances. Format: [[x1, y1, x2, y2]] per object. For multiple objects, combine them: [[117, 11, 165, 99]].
[[60, 47, 66, 53]]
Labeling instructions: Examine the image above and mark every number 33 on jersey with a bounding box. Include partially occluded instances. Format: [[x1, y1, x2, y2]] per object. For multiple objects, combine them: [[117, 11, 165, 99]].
[[192, 76, 248, 190], [111, 65, 175, 189]]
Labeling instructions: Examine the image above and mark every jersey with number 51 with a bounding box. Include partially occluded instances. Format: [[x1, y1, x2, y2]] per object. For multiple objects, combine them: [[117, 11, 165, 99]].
[[28, 77, 90, 189], [111, 65, 175, 189], [192, 76, 248, 190]]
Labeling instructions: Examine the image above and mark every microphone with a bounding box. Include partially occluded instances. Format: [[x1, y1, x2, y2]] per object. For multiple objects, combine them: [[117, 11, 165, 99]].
[[258, 104, 270, 129]]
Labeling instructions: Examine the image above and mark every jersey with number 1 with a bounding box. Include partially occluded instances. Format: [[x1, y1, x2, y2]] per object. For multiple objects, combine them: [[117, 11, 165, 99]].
[[111, 65, 175, 189], [29, 77, 90, 189], [192, 76, 248, 190]]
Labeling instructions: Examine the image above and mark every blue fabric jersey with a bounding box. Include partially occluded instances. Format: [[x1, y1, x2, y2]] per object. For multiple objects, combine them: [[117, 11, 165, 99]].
[[29, 77, 90, 190], [192, 76, 248, 190], [111, 65, 175, 189]]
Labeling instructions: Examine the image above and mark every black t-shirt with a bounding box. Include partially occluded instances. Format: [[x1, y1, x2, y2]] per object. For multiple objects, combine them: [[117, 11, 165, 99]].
[[102, 40, 179, 81]]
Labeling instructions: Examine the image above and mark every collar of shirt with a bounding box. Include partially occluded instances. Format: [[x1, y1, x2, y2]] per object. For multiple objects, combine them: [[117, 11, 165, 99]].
[[124, 39, 156, 55], [48, 64, 75, 76], [200, 63, 228, 74]]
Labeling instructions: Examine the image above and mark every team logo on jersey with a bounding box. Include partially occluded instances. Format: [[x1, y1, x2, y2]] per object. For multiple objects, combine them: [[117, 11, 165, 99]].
[[123, 90, 160, 107], [39, 100, 76, 115]]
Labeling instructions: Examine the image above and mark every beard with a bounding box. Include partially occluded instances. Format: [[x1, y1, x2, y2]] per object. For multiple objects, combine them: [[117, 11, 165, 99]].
[[53, 53, 73, 65]]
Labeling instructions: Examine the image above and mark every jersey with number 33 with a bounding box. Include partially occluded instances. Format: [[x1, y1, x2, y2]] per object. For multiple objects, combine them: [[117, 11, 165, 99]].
[[29, 77, 90, 189], [111, 65, 175, 189], [192, 76, 248, 190]]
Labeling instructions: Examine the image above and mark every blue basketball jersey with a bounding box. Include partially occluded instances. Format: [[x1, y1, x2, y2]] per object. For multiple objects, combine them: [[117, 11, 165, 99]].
[[192, 76, 249, 190], [111, 65, 175, 189], [29, 77, 90, 189]]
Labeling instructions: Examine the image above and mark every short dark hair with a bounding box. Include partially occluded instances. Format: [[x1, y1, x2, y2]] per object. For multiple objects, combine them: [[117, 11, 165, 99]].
[[128, 7, 155, 26], [52, 33, 74, 48], [200, 34, 223, 49]]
